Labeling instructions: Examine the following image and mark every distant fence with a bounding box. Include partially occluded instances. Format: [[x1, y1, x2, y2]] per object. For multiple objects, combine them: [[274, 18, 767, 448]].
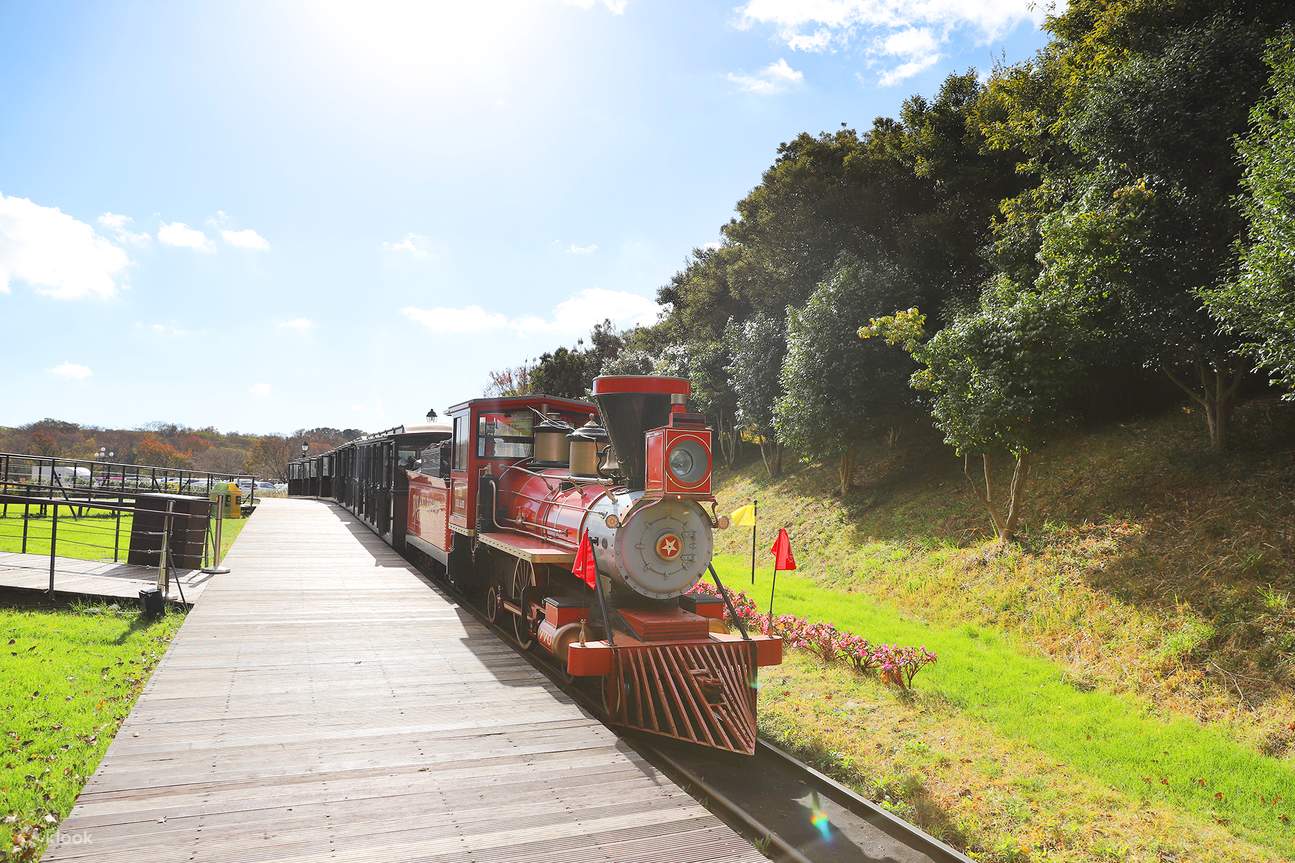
[[0, 451, 258, 510]]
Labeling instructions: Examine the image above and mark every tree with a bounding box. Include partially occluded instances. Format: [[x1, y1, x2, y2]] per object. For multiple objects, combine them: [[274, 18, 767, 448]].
[[193, 446, 249, 474], [776, 256, 916, 496], [974, 0, 1295, 450], [864, 281, 1087, 545], [246, 436, 298, 481], [1203, 32, 1295, 399], [134, 434, 192, 468], [485, 363, 535, 397], [724, 314, 786, 477], [529, 346, 588, 398]]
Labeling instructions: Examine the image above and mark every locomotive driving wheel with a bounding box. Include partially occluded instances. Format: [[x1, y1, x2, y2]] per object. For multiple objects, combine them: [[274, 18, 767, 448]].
[[484, 584, 500, 623], [514, 585, 535, 649], [510, 557, 537, 649]]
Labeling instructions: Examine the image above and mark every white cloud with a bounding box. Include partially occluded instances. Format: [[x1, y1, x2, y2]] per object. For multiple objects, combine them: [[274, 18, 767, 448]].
[[727, 58, 804, 95], [136, 321, 191, 338], [702, 240, 723, 251], [562, 0, 628, 13], [402, 304, 509, 334], [382, 233, 434, 257], [567, 242, 599, 255], [157, 221, 215, 253], [49, 362, 92, 380], [737, 0, 1049, 42], [875, 27, 941, 85], [736, 0, 1052, 83], [787, 28, 835, 51], [277, 318, 315, 332], [97, 212, 151, 246], [221, 227, 270, 251], [402, 287, 659, 339], [0, 194, 131, 300], [249, 382, 272, 398]]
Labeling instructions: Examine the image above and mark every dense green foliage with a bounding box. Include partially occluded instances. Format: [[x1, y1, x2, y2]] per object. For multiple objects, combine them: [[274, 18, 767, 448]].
[[776, 256, 915, 495], [495, 1, 1295, 541], [1203, 33, 1295, 399], [723, 313, 785, 476]]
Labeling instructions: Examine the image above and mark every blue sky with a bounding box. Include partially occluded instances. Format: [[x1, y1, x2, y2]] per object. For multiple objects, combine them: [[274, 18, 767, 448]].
[[1, 0, 1052, 435]]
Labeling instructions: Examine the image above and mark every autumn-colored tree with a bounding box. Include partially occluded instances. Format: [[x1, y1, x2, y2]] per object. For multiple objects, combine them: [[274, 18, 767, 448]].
[[133, 434, 193, 468], [246, 436, 299, 481]]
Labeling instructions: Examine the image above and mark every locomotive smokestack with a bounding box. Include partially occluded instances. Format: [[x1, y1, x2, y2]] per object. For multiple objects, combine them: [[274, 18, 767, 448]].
[[591, 375, 691, 490]]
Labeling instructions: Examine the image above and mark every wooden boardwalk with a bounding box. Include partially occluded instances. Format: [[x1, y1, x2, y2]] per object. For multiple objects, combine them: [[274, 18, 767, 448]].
[[44, 498, 765, 863], [0, 552, 208, 604]]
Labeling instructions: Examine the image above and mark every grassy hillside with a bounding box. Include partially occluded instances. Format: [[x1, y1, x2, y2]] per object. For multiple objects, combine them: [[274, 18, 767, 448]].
[[712, 402, 1295, 860]]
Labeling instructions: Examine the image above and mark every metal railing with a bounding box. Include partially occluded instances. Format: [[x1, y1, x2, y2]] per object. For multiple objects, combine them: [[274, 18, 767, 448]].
[[0, 490, 231, 601], [0, 451, 259, 510]]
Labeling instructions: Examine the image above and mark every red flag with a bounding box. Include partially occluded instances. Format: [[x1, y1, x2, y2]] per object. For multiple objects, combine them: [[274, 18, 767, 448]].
[[770, 527, 797, 571], [572, 530, 598, 588]]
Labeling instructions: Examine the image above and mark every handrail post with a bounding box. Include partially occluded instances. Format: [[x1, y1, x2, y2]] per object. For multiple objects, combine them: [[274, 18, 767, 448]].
[[158, 499, 173, 597], [202, 492, 230, 575], [113, 492, 123, 563], [21, 496, 29, 554], [48, 502, 59, 597]]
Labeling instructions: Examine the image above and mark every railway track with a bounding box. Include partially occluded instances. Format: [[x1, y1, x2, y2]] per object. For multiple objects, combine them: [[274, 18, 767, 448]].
[[423, 565, 971, 863]]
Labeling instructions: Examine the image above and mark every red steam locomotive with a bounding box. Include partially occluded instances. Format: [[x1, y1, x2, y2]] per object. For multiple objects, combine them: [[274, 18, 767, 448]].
[[290, 375, 782, 754]]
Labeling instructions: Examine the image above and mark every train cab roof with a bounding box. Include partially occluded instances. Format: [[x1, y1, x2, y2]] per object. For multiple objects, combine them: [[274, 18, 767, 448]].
[[446, 394, 594, 415]]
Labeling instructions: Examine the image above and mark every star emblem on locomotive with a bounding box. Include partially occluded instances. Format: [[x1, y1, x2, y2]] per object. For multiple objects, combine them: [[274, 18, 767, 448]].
[[656, 533, 681, 560]]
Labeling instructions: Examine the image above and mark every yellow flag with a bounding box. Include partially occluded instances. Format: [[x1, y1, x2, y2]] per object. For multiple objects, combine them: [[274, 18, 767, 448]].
[[730, 503, 757, 527]]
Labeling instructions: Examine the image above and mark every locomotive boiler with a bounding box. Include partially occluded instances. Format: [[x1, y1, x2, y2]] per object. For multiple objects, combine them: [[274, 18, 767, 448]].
[[296, 375, 782, 755]]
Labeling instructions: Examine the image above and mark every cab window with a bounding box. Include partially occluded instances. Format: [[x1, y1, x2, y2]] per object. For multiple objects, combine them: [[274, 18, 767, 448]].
[[452, 416, 468, 471], [478, 410, 533, 459]]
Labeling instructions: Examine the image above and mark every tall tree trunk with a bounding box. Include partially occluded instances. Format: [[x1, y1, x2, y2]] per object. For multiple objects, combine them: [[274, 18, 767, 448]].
[[759, 440, 782, 478], [999, 452, 1031, 546], [838, 450, 856, 497], [1162, 356, 1244, 453], [964, 453, 1005, 538], [716, 411, 737, 467]]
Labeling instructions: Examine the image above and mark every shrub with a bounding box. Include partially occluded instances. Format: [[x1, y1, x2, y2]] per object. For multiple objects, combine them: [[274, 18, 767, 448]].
[[687, 583, 938, 688]]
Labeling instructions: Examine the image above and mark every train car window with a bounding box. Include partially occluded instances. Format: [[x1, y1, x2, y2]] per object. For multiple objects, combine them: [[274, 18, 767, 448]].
[[478, 411, 533, 459], [452, 417, 468, 470], [418, 444, 438, 476]]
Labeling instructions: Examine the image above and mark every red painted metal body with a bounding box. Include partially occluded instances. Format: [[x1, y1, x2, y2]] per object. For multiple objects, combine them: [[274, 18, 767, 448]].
[[497, 466, 605, 548], [406, 473, 451, 553]]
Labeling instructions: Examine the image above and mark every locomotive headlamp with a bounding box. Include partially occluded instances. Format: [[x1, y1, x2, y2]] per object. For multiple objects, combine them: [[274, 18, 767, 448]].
[[667, 438, 707, 486]]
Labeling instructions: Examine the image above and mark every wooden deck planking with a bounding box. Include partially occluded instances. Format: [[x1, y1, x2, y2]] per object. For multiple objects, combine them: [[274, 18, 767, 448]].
[[44, 498, 765, 863], [0, 551, 208, 603]]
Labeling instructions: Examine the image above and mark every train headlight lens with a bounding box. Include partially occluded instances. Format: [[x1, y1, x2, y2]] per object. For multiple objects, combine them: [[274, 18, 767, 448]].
[[667, 439, 707, 485]]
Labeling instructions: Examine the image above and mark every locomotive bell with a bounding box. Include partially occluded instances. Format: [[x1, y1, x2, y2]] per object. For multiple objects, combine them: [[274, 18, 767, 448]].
[[532, 413, 571, 467], [567, 416, 608, 479]]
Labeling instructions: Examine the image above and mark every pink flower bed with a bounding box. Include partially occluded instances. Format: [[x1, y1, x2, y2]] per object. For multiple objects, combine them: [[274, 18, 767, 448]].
[[689, 582, 937, 689]]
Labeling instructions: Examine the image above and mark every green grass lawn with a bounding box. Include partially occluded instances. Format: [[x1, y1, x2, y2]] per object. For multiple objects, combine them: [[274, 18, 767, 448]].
[[711, 552, 1295, 857], [0, 508, 248, 565], [0, 603, 187, 861]]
